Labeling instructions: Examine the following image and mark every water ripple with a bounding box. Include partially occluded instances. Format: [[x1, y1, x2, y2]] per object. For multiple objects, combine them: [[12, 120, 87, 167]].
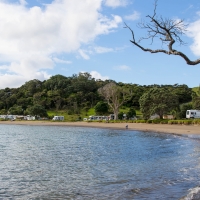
[[0, 125, 200, 199]]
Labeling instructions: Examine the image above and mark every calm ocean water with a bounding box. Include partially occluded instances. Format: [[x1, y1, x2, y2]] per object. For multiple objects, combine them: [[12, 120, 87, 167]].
[[0, 124, 200, 200]]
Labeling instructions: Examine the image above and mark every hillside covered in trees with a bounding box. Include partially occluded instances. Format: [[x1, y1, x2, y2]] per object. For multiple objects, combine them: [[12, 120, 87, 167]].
[[0, 72, 198, 120]]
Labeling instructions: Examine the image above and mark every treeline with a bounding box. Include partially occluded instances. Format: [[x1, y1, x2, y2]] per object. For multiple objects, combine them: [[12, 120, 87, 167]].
[[0, 72, 197, 118]]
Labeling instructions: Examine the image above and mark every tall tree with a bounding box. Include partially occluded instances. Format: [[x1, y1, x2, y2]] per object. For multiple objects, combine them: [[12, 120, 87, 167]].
[[192, 91, 200, 110], [126, 107, 136, 119], [176, 103, 193, 119], [124, 0, 200, 65], [139, 87, 179, 119], [25, 104, 48, 117], [98, 83, 130, 120], [9, 106, 23, 115], [172, 84, 192, 104], [94, 101, 109, 115]]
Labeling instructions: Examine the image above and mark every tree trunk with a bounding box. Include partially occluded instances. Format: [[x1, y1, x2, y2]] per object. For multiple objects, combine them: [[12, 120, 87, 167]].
[[114, 108, 119, 120]]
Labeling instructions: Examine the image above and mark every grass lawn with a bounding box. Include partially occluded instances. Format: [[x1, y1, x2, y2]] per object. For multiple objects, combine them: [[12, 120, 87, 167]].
[[47, 107, 141, 121], [47, 108, 95, 121]]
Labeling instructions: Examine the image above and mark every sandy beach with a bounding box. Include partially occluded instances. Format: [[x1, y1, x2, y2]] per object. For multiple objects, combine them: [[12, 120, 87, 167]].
[[0, 120, 199, 135]]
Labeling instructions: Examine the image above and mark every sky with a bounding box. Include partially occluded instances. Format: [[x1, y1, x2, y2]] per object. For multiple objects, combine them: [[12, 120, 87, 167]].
[[0, 0, 200, 89]]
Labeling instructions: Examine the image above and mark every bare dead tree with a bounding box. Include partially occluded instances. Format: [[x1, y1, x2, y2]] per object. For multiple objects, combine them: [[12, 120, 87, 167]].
[[98, 83, 130, 120], [124, 0, 200, 65]]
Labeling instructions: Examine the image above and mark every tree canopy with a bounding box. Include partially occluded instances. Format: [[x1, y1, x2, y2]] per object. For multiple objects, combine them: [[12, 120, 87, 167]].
[[94, 101, 109, 115], [0, 72, 193, 120], [139, 87, 179, 119]]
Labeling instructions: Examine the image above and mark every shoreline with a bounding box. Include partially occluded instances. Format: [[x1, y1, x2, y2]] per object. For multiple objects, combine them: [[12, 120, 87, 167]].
[[0, 120, 199, 135]]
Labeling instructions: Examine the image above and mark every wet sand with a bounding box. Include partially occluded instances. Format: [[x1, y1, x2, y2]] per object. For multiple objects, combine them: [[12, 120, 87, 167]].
[[0, 120, 199, 135]]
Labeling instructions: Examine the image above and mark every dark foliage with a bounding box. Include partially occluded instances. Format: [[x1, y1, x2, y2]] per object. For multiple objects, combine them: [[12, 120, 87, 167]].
[[0, 72, 193, 118]]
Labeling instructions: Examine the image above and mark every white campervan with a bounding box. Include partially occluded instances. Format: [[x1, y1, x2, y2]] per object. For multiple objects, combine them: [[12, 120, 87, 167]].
[[186, 110, 200, 119], [52, 116, 64, 121]]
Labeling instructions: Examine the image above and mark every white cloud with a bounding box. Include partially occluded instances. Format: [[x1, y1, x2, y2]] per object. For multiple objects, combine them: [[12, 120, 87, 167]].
[[0, 55, 52, 88], [104, 0, 128, 8], [53, 57, 72, 64], [0, 0, 122, 88], [76, 45, 114, 59], [79, 49, 90, 60], [0, 65, 8, 70], [8, 55, 54, 77], [19, 0, 27, 6], [124, 11, 140, 21], [94, 46, 114, 53], [187, 16, 200, 56], [90, 71, 109, 80], [0, 74, 27, 89], [113, 65, 131, 70]]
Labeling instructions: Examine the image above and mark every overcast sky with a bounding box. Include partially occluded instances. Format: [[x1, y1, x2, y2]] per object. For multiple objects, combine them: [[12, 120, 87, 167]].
[[0, 0, 200, 88]]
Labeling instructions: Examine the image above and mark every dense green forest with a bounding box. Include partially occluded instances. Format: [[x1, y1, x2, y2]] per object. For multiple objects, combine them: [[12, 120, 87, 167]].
[[0, 72, 199, 120]]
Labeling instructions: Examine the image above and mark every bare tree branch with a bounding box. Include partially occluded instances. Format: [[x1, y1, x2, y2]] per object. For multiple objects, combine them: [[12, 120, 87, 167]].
[[124, 0, 200, 65], [98, 83, 131, 120]]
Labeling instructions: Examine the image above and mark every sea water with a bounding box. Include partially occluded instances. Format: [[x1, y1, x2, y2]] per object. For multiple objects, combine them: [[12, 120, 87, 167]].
[[0, 124, 200, 200]]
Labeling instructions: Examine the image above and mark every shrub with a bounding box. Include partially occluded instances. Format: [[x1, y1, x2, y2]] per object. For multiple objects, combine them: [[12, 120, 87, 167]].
[[136, 120, 146, 123], [152, 119, 164, 124], [0, 118, 7, 121], [192, 119, 200, 125], [126, 108, 136, 119], [160, 120, 169, 124], [67, 110, 73, 115], [147, 119, 152, 124], [94, 101, 109, 115], [177, 120, 183, 124], [168, 120, 175, 124], [183, 120, 192, 125], [118, 112, 124, 120]]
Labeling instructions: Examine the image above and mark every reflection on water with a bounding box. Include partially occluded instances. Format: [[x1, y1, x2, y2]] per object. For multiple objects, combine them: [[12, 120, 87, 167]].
[[0, 125, 200, 199]]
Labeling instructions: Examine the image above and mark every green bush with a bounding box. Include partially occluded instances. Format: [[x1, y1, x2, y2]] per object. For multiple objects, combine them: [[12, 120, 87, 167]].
[[192, 119, 200, 125], [168, 119, 194, 125], [177, 120, 182, 124], [94, 101, 109, 115], [118, 112, 124, 120], [67, 110, 73, 115], [0, 118, 7, 121], [127, 120, 134, 123], [160, 120, 169, 124], [168, 120, 175, 124], [136, 120, 146, 123], [48, 115, 54, 120], [114, 120, 121, 123], [183, 120, 192, 125], [152, 119, 164, 124]]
